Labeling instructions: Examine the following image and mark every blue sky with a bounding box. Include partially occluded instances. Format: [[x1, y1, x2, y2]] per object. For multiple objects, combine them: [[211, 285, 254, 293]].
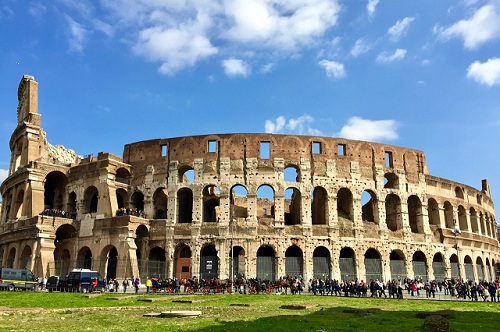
[[1, 0, 499, 205]]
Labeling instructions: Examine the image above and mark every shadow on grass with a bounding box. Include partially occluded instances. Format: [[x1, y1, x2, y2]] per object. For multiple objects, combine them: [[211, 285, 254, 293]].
[[189, 305, 500, 332]]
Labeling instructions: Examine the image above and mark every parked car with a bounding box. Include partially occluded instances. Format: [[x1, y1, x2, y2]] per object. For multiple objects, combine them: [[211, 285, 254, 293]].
[[0, 268, 38, 291], [46, 275, 68, 292], [66, 269, 105, 292]]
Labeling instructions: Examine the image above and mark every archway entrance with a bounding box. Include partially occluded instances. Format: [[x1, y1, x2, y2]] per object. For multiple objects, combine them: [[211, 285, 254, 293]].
[[313, 246, 330, 279], [200, 245, 218, 279], [285, 245, 303, 277], [175, 246, 191, 280], [256, 246, 275, 281], [230, 246, 245, 278]]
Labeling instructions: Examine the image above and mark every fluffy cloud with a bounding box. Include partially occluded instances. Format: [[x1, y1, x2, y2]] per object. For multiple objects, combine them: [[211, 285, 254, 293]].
[[222, 58, 251, 77], [350, 38, 372, 57], [65, 15, 87, 52], [337, 117, 399, 141], [376, 49, 407, 63], [388, 17, 415, 41], [319, 59, 346, 79], [437, 4, 500, 49], [366, 0, 379, 17], [467, 58, 500, 86], [265, 115, 322, 135]]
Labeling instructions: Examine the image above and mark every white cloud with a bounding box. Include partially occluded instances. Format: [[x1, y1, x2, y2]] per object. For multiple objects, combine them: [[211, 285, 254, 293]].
[[260, 63, 275, 73], [366, 0, 380, 17], [319, 59, 345, 79], [350, 38, 372, 57], [222, 58, 251, 77], [65, 15, 87, 52], [133, 26, 218, 76], [29, 2, 47, 19], [388, 16, 415, 41], [265, 114, 322, 135], [338, 117, 399, 141], [467, 58, 500, 86], [437, 4, 500, 49], [0, 169, 8, 185], [376, 48, 407, 63]]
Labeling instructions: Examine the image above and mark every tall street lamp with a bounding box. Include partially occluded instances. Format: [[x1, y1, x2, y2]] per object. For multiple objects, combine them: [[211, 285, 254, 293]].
[[451, 220, 462, 281]]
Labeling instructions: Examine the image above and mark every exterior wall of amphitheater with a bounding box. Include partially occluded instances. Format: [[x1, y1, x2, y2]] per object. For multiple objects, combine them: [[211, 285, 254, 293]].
[[0, 75, 499, 283]]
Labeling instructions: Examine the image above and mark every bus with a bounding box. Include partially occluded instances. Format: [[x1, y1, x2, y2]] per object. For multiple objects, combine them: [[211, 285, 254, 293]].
[[0, 268, 38, 291]]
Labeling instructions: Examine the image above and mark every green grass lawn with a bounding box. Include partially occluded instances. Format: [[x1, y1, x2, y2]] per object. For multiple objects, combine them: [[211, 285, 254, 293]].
[[0, 292, 498, 332]]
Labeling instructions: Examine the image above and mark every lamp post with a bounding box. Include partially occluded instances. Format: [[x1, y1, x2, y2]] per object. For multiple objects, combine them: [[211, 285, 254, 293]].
[[451, 221, 462, 281], [229, 218, 235, 294]]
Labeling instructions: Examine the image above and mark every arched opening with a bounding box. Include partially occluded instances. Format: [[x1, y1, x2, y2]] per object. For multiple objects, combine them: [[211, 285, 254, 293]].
[[450, 254, 459, 280], [443, 201, 454, 229], [115, 167, 131, 185], [485, 258, 492, 281], [14, 190, 24, 219], [337, 188, 353, 221], [384, 173, 399, 189], [135, 225, 149, 277], [313, 246, 331, 279], [339, 247, 356, 281], [454, 186, 464, 199], [361, 190, 377, 223], [408, 195, 423, 233], [364, 248, 382, 282], [464, 255, 474, 281], [44, 171, 68, 211], [285, 245, 303, 277], [179, 166, 194, 183], [83, 186, 99, 214], [104, 247, 118, 280], [177, 188, 193, 223], [54, 224, 77, 276], [130, 191, 144, 215], [432, 253, 445, 282], [284, 187, 301, 225], [257, 185, 275, 220], [229, 246, 245, 278], [389, 250, 406, 281], [175, 245, 191, 280], [115, 188, 128, 215], [385, 194, 402, 231], [203, 185, 220, 222], [77, 247, 93, 270], [153, 187, 168, 219], [427, 198, 440, 226], [200, 245, 218, 279], [284, 165, 300, 182], [256, 246, 276, 281], [230, 184, 248, 220], [311, 186, 328, 225], [148, 247, 166, 278], [412, 251, 427, 282], [67, 192, 77, 219], [476, 257, 485, 282], [458, 205, 467, 232], [6, 247, 16, 268], [20, 245, 32, 269]]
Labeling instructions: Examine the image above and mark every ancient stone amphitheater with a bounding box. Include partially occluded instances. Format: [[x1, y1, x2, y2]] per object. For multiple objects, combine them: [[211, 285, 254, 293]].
[[1, 75, 498, 283]]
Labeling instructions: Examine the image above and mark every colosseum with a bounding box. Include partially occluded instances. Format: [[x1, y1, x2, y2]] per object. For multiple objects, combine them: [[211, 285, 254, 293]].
[[1, 75, 499, 284]]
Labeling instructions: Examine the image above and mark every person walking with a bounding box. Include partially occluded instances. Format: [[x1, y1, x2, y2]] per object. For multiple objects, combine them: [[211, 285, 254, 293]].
[[122, 278, 128, 293], [146, 276, 152, 294], [134, 277, 140, 294]]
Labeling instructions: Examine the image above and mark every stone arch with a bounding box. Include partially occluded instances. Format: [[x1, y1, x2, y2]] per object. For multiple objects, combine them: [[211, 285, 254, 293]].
[[256, 245, 276, 280], [339, 247, 356, 281], [457, 205, 467, 232], [115, 167, 131, 185], [476, 256, 485, 282], [389, 249, 406, 281], [408, 195, 424, 233], [284, 164, 300, 182], [385, 193, 402, 231], [77, 247, 93, 270], [455, 186, 464, 199], [14, 189, 24, 219], [449, 253, 460, 279], [361, 190, 377, 223], [364, 248, 382, 281], [153, 187, 168, 219], [54, 224, 77, 276], [83, 186, 98, 214], [101, 246, 118, 280], [203, 185, 220, 222], [313, 246, 331, 279], [67, 191, 77, 218], [148, 246, 166, 278], [284, 187, 301, 225], [230, 246, 245, 278], [257, 184, 275, 218], [443, 201, 454, 229], [6, 247, 16, 268], [179, 165, 194, 183], [130, 191, 144, 213], [384, 172, 399, 189], [20, 245, 32, 269], [412, 251, 428, 282], [200, 244, 218, 279], [44, 171, 68, 211], [230, 184, 248, 220], [464, 255, 474, 281], [116, 188, 128, 212], [485, 258, 492, 281], [135, 224, 149, 275], [311, 186, 328, 225], [432, 252, 445, 282], [177, 188, 193, 223], [174, 245, 191, 280], [427, 198, 440, 226], [285, 245, 303, 277], [470, 208, 479, 233], [337, 188, 353, 221]]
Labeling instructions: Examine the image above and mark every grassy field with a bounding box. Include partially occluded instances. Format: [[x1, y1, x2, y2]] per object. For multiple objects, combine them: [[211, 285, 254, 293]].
[[0, 292, 498, 332]]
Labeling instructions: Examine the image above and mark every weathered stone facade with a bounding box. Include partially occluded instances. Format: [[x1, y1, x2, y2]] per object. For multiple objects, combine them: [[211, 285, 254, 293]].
[[1, 75, 499, 283]]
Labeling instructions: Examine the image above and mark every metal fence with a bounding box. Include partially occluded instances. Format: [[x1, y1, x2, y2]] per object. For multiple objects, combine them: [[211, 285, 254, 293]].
[[365, 258, 382, 281], [256, 256, 275, 281], [412, 261, 427, 282], [313, 257, 330, 279], [339, 257, 356, 281], [285, 257, 303, 277]]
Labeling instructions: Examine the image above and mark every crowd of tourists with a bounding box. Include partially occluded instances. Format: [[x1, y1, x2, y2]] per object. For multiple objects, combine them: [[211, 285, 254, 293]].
[[116, 208, 146, 218], [40, 209, 76, 219]]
